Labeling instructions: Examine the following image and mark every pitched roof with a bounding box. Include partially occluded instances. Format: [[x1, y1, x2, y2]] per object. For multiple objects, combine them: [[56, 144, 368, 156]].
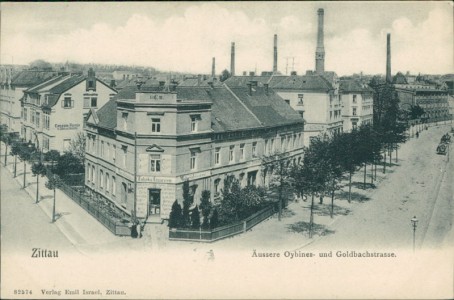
[[90, 100, 118, 130], [225, 74, 334, 92], [177, 77, 222, 88], [48, 75, 86, 94], [94, 85, 303, 134], [25, 75, 68, 93], [11, 70, 58, 87], [227, 86, 304, 128], [340, 80, 375, 93]]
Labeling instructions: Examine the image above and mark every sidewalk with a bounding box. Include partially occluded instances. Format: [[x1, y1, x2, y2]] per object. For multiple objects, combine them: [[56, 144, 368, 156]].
[[0, 149, 125, 252]]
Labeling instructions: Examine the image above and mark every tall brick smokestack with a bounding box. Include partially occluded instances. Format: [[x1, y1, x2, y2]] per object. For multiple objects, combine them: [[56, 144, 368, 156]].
[[386, 33, 392, 83], [273, 34, 278, 73], [212, 57, 216, 78], [315, 8, 325, 74], [231, 42, 235, 76]]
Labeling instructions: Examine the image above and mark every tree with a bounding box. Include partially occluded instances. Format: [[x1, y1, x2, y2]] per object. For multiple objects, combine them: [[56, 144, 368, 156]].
[[18, 143, 36, 189], [10, 141, 21, 177], [199, 190, 212, 229], [220, 69, 231, 82], [45, 173, 62, 222], [67, 132, 86, 164], [210, 208, 219, 229], [29, 59, 53, 70], [262, 152, 293, 221], [219, 175, 243, 223], [44, 150, 60, 172], [168, 200, 183, 228], [32, 162, 47, 204], [54, 152, 84, 179], [182, 180, 192, 227], [191, 205, 201, 229]]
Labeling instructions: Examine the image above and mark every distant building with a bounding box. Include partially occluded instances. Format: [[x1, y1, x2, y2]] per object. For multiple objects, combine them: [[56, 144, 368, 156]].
[[112, 70, 140, 81], [1, 68, 57, 134], [20, 68, 117, 152], [394, 83, 451, 123], [84, 84, 304, 221], [340, 80, 374, 132]]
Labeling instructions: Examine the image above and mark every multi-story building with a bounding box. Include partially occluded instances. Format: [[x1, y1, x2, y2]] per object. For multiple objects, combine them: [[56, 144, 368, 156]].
[[20, 68, 117, 152], [225, 73, 342, 146], [394, 84, 451, 123], [340, 80, 374, 131], [1, 68, 57, 134], [84, 83, 304, 222]]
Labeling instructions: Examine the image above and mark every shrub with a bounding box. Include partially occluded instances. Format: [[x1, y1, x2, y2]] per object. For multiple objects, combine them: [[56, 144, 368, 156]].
[[168, 200, 183, 228]]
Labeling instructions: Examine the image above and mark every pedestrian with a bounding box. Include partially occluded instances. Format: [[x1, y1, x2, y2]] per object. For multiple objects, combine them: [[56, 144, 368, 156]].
[[416, 132, 419, 138], [137, 221, 142, 238], [131, 222, 138, 238]]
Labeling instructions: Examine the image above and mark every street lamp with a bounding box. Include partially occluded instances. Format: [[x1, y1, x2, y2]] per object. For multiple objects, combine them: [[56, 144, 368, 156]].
[[411, 216, 418, 252]]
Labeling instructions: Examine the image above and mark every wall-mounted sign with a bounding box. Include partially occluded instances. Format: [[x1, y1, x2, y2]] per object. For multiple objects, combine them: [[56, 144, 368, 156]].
[[55, 123, 80, 130]]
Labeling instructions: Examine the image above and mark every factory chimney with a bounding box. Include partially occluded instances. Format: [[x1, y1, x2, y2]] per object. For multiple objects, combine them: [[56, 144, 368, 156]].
[[386, 33, 392, 83], [273, 34, 278, 74], [315, 8, 325, 74], [230, 42, 236, 76], [212, 57, 216, 78]]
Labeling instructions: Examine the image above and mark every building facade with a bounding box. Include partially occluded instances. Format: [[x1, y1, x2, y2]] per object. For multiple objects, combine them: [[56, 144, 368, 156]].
[[340, 80, 374, 132], [394, 84, 451, 123], [84, 84, 305, 222], [20, 69, 117, 152], [1, 68, 57, 134]]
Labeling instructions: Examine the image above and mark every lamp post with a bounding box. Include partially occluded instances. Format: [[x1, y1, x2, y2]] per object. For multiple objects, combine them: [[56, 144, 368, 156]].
[[411, 216, 418, 252]]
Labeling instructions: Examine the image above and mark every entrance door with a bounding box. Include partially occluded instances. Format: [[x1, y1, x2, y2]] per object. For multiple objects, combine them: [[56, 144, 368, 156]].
[[148, 189, 161, 216]]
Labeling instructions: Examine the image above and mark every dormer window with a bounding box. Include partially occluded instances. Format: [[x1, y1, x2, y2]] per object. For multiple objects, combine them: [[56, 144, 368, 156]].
[[122, 112, 128, 130]]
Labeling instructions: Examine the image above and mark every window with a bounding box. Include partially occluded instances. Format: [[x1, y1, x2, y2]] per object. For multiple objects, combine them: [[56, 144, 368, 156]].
[[150, 154, 161, 172], [37, 95, 41, 106], [112, 176, 116, 196], [106, 143, 110, 159], [352, 121, 357, 130], [106, 173, 110, 193], [330, 111, 332, 119], [112, 145, 116, 163], [252, 142, 257, 157], [87, 163, 91, 182], [190, 115, 199, 132], [214, 178, 221, 196], [215, 147, 220, 165], [62, 96, 74, 108], [92, 137, 96, 154], [43, 114, 50, 130], [63, 139, 71, 150], [35, 112, 40, 127], [247, 171, 257, 186], [229, 145, 234, 162], [240, 144, 245, 160], [353, 95, 357, 103], [270, 139, 274, 153], [92, 165, 96, 183], [101, 141, 105, 157], [352, 107, 357, 116], [43, 136, 49, 151], [281, 136, 286, 152], [264, 139, 268, 155], [91, 97, 97, 108], [190, 151, 197, 170], [298, 94, 304, 105], [100, 170, 104, 189], [122, 112, 128, 130], [151, 118, 161, 133], [31, 109, 35, 124], [285, 99, 290, 105], [122, 145, 127, 166]]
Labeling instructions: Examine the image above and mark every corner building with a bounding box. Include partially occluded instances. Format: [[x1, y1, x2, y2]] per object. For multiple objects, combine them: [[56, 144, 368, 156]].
[[84, 84, 305, 222]]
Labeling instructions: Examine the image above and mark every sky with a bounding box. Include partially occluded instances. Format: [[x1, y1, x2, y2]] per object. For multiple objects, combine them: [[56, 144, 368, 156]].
[[1, 1, 453, 76]]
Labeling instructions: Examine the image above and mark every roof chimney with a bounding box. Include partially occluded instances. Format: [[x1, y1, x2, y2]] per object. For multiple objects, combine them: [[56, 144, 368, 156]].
[[247, 83, 252, 96], [211, 57, 216, 78], [110, 79, 116, 88], [273, 34, 278, 74], [315, 8, 325, 74], [386, 33, 392, 83], [231, 42, 236, 76], [197, 74, 202, 86], [264, 83, 269, 95]]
